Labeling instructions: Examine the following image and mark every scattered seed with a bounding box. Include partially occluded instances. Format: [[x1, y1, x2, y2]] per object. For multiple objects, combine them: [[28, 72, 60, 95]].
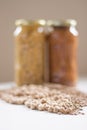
[[0, 84, 87, 115]]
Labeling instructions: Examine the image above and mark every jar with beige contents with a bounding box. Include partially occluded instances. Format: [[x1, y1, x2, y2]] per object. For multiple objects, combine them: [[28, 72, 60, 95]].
[[14, 19, 46, 86], [47, 19, 78, 86]]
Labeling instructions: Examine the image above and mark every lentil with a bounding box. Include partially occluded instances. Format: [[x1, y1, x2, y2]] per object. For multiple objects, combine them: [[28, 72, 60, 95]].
[[0, 84, 87, 115]]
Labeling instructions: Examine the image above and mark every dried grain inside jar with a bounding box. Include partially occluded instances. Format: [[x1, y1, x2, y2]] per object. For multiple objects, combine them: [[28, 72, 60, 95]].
[[14, 19, 46, 86], [47, 19, 78, 86]]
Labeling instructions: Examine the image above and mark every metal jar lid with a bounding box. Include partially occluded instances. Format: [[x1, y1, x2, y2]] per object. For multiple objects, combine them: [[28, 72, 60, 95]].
[[47, 19, 77, 27], [15, 19, 46, 26]]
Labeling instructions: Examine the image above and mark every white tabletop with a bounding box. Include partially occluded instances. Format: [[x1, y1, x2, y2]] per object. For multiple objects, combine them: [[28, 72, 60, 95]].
[[0, 78, 87, 130]]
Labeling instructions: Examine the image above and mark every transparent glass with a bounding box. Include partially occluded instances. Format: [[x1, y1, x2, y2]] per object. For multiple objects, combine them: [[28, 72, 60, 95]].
[[47, 25, 78, 86], [14, 22, 46, 86]]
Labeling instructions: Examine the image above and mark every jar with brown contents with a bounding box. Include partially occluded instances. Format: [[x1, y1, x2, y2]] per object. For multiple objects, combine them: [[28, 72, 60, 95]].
[[47, 19, 78, 86], [14, 19, 46, 86]]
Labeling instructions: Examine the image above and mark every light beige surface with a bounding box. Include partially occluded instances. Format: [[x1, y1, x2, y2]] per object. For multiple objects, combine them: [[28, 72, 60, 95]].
[[0, 0, 87, 82], [0, 79, 87, 130]]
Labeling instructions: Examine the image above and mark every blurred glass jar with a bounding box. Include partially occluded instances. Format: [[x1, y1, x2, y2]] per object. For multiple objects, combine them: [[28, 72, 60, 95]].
[[14, 19, 46, 86], [47, 19, 78, 86]]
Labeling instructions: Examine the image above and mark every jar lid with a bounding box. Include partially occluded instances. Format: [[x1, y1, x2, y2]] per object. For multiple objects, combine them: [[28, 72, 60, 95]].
[[15, 19, 46, 26], [34, 19, 46, 25], [15, 19, 32, 26], [47, 19, 77, 27]]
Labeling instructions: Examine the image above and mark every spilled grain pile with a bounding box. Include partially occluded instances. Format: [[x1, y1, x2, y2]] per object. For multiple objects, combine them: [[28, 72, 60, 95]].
[[0, 84, 87, 115]]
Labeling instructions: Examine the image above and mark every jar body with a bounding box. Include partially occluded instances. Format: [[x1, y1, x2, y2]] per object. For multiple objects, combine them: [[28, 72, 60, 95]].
[[47, 26, 78, 86], [14, 22, 46, 86]]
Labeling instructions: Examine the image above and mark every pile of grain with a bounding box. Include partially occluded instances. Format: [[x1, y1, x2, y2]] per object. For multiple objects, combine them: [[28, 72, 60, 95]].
[[0, 84, 87, 115]]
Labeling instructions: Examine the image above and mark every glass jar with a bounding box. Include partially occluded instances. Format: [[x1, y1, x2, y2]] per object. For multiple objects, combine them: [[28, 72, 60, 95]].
[[47, 19, 78, 86], [14, 19, 46, 86]]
